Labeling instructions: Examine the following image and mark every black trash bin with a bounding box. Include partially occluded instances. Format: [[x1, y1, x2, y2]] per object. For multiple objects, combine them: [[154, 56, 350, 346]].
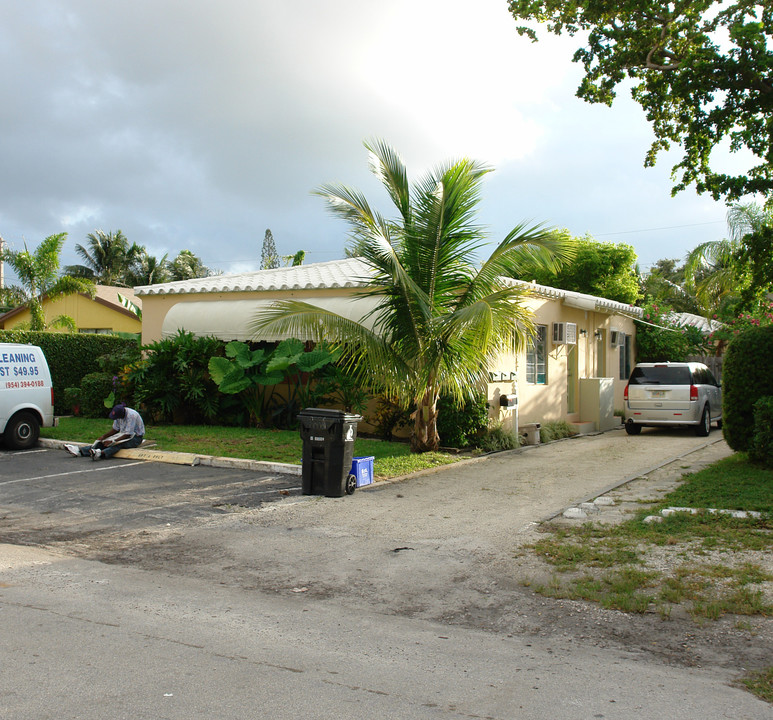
[[298, 408, 362, 497]]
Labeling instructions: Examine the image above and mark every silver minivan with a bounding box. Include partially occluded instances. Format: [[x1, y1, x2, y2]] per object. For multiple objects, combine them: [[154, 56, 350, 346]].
[[624, 362, 722, 436]]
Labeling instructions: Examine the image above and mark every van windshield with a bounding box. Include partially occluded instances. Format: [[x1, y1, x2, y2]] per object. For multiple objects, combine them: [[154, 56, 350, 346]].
[[628, 366, 692, 385]]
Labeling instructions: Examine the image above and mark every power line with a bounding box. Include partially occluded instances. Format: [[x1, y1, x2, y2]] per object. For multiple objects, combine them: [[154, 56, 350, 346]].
[[593, 219, 725, 237]]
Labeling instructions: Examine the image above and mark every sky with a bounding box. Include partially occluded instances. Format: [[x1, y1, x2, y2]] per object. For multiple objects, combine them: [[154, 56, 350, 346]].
[[0, 0, 743, 287]]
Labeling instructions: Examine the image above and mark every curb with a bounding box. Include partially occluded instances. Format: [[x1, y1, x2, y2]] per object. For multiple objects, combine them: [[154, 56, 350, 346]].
[[38, 438, 302, 476]]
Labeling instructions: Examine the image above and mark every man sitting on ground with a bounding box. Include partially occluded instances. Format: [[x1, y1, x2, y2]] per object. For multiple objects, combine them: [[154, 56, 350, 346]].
[[64, 403, 145, 460]]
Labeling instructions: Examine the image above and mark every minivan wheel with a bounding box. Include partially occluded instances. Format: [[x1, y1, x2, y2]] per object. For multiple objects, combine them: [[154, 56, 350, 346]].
[[695, 406, 711, 437], [5, 411, 40, 450], [625, 422, 642, 436]]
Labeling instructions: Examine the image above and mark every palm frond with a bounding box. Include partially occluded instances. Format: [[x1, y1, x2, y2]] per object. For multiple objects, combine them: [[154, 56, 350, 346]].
[[365, 138, 410, 222]]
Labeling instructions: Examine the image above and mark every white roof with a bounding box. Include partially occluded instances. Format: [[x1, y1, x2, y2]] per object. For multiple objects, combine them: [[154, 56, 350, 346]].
[[136, 256, 642, 317], [135, 257, 373, 296], [669, 312, 723, 334]]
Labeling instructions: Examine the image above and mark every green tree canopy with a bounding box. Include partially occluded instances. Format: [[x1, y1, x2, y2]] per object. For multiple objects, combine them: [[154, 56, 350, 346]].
[[514, 233, 640, 304], [167, 249, 211, 281], [1, 232, 95, 331], [249, 140, 574, 452], [508, 1, 773, 200]]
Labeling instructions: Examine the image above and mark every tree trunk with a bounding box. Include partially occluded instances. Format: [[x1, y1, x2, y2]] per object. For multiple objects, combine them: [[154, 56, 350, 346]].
[[410, 388, 440, 453]]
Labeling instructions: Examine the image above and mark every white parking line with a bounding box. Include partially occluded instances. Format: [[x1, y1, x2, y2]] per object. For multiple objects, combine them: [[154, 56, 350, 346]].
[[0, 461, 149, 487]]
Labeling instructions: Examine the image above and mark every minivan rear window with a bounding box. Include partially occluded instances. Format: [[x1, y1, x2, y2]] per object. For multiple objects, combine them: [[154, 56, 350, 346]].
[[628, 366, 692, 385]]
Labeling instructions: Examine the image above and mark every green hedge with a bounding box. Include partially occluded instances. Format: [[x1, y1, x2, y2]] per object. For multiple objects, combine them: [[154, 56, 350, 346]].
[[0, 331, 138, 414], [722, 326, 773, 451], [749, 397, 773, 467]]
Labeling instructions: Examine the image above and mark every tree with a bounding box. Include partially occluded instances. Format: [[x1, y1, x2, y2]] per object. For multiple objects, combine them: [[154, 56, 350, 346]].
[[508, 1, 773, 200], [261, 229, 279, 270], [125, 248, 170, 286], [640, 258, 701, 314], [514, 234, 639, 304], [167, 250, 211, 281], [0, 233, 95, 331], [684, 201, 773, 316], [66, 229, 141, 286], [249, 140, 573, 452]]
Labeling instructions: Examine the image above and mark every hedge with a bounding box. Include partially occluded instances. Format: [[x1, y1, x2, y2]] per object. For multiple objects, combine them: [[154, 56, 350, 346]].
[[0, 331, 138, 415], [749, 397, 773, 467], [722, 325, 773, 452]]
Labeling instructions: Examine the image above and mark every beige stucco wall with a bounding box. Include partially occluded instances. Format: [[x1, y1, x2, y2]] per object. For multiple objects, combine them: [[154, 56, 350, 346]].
[[486, 296, 636, 430], [140, 287, 365, 345], [2, 294, 141, 334]]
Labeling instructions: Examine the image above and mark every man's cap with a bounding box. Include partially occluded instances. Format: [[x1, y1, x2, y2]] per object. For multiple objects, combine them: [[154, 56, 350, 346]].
[[109, 404, 127, 420]]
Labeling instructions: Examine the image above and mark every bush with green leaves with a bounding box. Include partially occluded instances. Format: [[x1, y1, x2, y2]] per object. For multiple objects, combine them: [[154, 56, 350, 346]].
[[722, 326, 773, 451], [126, 330, 225, 424], [208, 338, 339, 428], [78, 372, 114, 418], [436, 393, 489, 449], [367, 396, 411, 441], [749, 397, 773, 467], [634, 302, 707, 362]]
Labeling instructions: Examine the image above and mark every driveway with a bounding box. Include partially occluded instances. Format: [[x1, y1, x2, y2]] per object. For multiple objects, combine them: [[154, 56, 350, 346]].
[[1, 426, 770, 719]]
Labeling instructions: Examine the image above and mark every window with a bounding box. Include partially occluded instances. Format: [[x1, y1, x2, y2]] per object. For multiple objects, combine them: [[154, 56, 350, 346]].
[[526, 325, 547, 384], [618, 333, 632, 380]]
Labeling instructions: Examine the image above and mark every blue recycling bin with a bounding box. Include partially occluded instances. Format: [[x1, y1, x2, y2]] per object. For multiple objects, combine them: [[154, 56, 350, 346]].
[[351, 456, 375, 488]]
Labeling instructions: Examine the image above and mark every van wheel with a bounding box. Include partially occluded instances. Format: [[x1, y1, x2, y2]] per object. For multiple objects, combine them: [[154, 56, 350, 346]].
[[695, 406, 710, 437], [625, 422, 642, 435], [5, 411, 40, 450]]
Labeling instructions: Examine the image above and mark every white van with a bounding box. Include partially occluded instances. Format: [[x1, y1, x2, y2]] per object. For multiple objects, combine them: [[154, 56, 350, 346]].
[[0, 343, 56, 449]]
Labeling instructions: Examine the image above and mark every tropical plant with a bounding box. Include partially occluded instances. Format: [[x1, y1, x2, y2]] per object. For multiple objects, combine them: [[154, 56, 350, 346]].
[[126, 248, 170, 286], [684, 201, 773, 316], [249, 140, 574, 452], [208, 339, 339, 427], [66, 229, 142, 286], [0, 232, 95, 331], [635, 301, 708, 362], [126, 330, 224, 424]]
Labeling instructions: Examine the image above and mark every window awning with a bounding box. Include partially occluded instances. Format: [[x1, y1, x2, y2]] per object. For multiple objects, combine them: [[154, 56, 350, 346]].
[[161, 296, 381, 342]]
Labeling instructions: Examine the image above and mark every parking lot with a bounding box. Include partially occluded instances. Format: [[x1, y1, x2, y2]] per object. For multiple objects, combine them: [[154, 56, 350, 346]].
[[0, 446, 301, 545]]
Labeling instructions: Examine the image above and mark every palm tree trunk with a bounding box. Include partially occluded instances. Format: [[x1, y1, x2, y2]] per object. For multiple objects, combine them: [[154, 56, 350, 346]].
[[410, 387, 440, 452]]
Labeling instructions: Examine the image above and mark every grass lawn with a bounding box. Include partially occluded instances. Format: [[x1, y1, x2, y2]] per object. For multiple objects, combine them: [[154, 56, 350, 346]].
[[42, 417, 464, 480], [525, 452, 772, 621]]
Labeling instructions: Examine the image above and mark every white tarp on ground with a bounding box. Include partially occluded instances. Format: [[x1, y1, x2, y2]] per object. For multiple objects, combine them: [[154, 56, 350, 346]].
[[161, 296, 382, 342]]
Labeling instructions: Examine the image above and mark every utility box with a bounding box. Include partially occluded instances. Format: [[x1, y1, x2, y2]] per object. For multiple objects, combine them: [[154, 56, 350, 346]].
[[521, 422, 541, 446], [579, 377, 616, 431], [298, 409, 361, 497]]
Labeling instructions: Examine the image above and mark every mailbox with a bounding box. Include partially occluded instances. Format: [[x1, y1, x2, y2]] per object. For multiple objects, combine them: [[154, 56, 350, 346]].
[[499, 393, 518, 408]]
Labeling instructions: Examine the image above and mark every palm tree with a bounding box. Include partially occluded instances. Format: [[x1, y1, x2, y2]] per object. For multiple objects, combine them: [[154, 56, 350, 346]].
[[126, 248, 170, 286], [66, 229, 141, 286], [167, 249, 211, 281], [249, 140, 574, 452], [1, 233, 95, 331], [684, 201, 773, 315]]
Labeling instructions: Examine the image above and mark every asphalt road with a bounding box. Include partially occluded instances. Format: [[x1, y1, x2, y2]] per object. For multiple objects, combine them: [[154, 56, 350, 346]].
[[0, 431, 770, 719]]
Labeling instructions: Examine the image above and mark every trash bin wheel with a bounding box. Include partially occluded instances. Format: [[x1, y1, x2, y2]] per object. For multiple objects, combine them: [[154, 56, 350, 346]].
[[345, 474, 357, 495]]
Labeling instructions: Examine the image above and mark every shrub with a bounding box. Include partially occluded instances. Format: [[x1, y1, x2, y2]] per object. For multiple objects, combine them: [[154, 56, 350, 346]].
[[368, 396, 411, 441], [749, 397, 773, 467], [722, 326, 773, 451], [634, 302, 707, 362], [478, 423, 520, 452], [78, 372, 114, 418], [539, 420, 578, 443], [127, 331, 225, 424], [436, 393, 489, 448]]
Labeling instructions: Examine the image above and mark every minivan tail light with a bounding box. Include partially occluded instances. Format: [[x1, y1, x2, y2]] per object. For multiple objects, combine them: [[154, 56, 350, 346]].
[[624, 384, 629, 401], [690, 385, 698, 401], [51, 388, 55, 406]]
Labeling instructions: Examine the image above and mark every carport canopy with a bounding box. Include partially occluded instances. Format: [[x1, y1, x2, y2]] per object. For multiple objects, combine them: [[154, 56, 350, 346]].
[[161, 296, 381, 342]]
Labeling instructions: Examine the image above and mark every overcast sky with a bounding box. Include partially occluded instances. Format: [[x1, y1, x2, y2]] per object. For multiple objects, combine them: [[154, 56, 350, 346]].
[[1, 0, 742, 287]]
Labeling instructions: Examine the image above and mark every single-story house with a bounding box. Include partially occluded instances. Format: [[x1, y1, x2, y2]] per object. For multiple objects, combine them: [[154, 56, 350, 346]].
[[0, 285, 142, 335], [135, 258, 641, 433]]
